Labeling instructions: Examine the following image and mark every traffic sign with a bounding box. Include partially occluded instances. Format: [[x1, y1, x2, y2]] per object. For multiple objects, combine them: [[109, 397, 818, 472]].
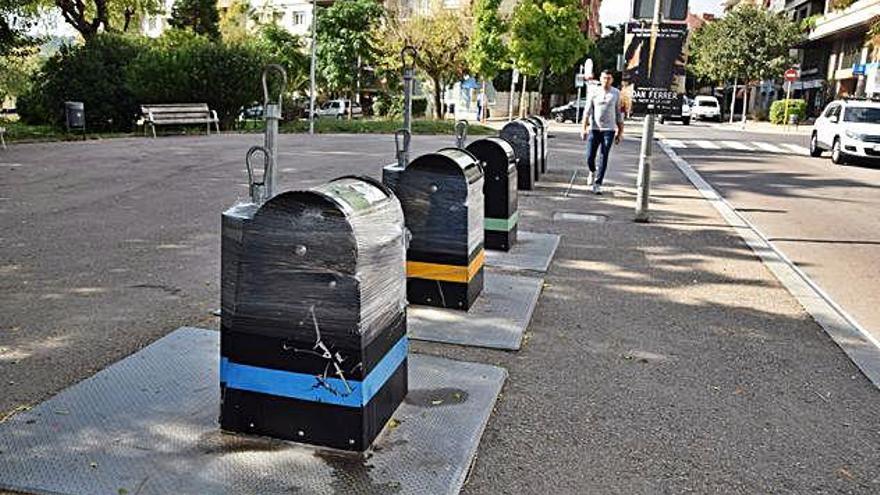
[[784, 68, 799, 82]]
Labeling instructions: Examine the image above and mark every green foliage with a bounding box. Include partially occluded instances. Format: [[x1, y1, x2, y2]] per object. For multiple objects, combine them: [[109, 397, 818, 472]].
[[509, 0, 589, 77], [467, 0, 507, 80], [256, 24, 309, 93], [317, 0, 384, 99], [18, 34, 145, 131], [689, 4, 801, 84], [374, 6, 471, 118], [1, 0, 41, 57], [769, 98, 806, 125], [591, 23, 623, 80], [219, 0, 252, 42], [168, 0, 221, 39], [126, 30, 269, 127], [17, 0, 164, 39], [371, 93, 426, 118]]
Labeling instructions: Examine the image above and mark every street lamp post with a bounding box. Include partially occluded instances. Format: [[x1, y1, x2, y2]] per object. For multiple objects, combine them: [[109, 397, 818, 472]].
[[308, 0, 317, 135], [634, 0, 663, 223]]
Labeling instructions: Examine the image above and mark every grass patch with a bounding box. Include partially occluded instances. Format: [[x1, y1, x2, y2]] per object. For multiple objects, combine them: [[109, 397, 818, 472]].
[[0, 118, 132, 143], [280, 118, 496, 135]]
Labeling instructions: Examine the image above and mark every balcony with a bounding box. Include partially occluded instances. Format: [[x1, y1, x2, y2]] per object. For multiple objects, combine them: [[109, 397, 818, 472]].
[[809, 0, 880, 41]]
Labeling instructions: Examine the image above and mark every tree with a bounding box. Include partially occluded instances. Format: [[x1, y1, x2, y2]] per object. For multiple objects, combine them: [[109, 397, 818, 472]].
[[467, 0, 507, 122], [317, 0, 384, 118], [257, 24, 309, 94], [376, 5, 471, 119], [13, 0, 163, 41], [509, 0, 589, 114], [219, 0, 251, 43], [168, 0, 220, 39], [689, 4, 801, 119], [591, 23, 623, 81]]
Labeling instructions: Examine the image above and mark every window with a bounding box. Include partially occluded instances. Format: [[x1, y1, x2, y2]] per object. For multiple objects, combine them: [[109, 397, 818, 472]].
[[843, 106, 880, 123], [823, 104, 839, 119], [292, 12, 306, 25]]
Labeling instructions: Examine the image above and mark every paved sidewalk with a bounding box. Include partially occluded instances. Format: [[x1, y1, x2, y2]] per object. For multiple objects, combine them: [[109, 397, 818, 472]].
[[1, 130, 879, 493]]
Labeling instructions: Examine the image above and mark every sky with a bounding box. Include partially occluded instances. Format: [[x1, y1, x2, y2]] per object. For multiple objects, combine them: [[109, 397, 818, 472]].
[[600, 0, 726, 28]]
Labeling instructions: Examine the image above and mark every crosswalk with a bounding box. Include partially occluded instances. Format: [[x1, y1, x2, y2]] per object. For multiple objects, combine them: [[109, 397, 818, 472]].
[[662, 139, 810, 156]]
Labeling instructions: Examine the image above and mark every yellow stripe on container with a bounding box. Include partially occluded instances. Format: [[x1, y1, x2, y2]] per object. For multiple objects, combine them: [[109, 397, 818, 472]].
[[406, 250, 485, 283]]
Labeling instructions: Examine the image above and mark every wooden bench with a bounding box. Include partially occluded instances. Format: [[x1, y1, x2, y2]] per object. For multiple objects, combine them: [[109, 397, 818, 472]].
[[140, 103, 220, 138]]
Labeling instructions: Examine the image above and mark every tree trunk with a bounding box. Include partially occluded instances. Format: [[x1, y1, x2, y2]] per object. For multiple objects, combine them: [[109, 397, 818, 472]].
[[519, 75, 528, 118], [432, 75, 443, 120], [729, 77, 738, 124], [741, 81, 749, 128], [537, 67, 546, 116], [56, 0, 108, 40], [480, 80, 487, 123]]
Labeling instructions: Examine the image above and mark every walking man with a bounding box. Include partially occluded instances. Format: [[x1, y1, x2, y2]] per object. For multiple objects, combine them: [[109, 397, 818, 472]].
[[581, 70, 624, 195]]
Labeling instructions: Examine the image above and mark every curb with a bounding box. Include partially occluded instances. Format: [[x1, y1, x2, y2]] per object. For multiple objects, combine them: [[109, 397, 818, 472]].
[[658, 140, 880, 389]]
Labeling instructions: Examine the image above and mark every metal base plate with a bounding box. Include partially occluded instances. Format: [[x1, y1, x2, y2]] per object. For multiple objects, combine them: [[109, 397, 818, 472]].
[[485, 231, 560, 273], [0, 327, 506, 495], [408, 272, 543, 350]]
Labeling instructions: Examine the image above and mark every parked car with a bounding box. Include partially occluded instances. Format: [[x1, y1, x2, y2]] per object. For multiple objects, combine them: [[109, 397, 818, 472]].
[[691, 95, 722, 121], [551, 99, 587, 123], [313, 99, 363, 119], [811, 98, 880, 164], [658, 97, 692, 125]]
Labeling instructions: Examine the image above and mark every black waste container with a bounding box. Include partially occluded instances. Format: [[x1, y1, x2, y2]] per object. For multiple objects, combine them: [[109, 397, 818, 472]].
[[499, 120, 537, 190], [383, 148, 485, 310], [220, 176, 408, 452], [466, 137, 518, 251], [64, 101, 85, 132], [525, 115, 548, 174]]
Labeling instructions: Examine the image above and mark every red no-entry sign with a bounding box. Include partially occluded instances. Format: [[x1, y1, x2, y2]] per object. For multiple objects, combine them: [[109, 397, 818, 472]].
[[784, 69, 799, 82]]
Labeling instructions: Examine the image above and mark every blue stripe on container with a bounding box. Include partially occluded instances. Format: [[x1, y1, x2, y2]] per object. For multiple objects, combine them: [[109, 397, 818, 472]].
[[220, 337, 407, 408]]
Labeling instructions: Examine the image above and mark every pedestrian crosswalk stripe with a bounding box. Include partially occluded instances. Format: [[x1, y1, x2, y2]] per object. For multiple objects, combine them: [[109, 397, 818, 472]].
[[752, 141, 785, 153], [694, 140, 721, 149], [664, 139, 687, 148], [781, 143, 809, 155], [719, 140, 752, 151]]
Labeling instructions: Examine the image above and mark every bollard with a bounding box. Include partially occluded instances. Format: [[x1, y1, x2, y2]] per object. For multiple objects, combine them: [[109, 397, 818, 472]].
[[499, 120, 537, 190], [466, 138, 518, 251], [525, 115, 549, 174], [455, 120, 469, 149], [261, 65, 287, 200]]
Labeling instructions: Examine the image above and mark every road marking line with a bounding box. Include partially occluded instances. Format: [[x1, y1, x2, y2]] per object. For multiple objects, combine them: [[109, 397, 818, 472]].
[[781, 143, 810, 155], [693, 140, 720, 149], [719, 140, 752, 151], [752, 141, 786, 153], [657, 140, 880, 390], [663, 139, 687, 148]]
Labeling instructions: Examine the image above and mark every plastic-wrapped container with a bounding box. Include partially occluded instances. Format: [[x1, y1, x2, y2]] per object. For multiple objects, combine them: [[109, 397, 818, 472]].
[[220, 176, 408, 452], [525, 116, 549, 175], [500, 120, 537, 190], [383, 148, 485, 310], [466, 138, 518, 251]]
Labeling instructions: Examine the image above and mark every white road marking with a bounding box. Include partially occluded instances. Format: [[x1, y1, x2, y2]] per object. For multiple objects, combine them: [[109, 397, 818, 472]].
[[752, 141, 786, 153], [693, 140, 721, 149], [719, 140, 752, 151], [663, 139, 687, 148], [781, 143, 810, 155]]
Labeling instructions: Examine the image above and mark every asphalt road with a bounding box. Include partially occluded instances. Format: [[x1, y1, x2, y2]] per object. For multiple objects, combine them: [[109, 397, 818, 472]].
[[2, 128, 880, 493], [655, 120, 880, 347]]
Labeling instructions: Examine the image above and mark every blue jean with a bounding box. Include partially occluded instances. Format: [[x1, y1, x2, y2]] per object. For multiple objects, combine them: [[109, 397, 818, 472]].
[[586, 130, 616, 185]]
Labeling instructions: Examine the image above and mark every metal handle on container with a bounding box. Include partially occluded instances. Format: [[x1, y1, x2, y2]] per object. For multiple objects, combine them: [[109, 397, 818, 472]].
[[246, 145, 271, 204], [262, 64, 288, 109], [455, 120, 468, 149], [395, 129, 411, 169]]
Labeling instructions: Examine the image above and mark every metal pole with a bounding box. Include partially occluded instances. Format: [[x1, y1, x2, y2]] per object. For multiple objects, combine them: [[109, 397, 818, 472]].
[[729, 77, 737, 124], [401, 46, 417, 166], [308, 0, 317, 135], [634, 0, 662, 223], [508, 69, 517, 122], [741, 81, 749, 129], [783, 79, 792, 131], [262, 65, 286, 200]]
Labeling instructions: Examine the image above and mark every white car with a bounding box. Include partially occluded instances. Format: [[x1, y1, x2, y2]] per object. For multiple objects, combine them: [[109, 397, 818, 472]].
[[314, 99, 363, 119], [811, 98, 880, 164], [691, 95, 722, 121]]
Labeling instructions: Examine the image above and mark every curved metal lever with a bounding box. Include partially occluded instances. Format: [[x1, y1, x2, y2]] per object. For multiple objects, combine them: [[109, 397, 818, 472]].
[[400, 46, 417, 76], [262, 64, 288, 108], [395, 128, 411, 169], [246, 145, 271, 204]]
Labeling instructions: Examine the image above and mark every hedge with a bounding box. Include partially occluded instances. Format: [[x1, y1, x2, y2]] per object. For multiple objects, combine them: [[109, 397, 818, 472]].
[[769, 99, 807, 125]]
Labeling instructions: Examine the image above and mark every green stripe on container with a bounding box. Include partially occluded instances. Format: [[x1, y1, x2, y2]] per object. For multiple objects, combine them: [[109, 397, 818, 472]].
[[485, 211, 519, 232]]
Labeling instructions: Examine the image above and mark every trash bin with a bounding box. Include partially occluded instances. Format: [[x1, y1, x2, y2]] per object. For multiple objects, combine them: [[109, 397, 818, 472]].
[[220, 176, 408, 452], [64, 101, 85, 135], [500, 120, 537, 190], [525, 115, 549, 174], [466, 137, 518, 251], [384, 148, 485, 310]]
